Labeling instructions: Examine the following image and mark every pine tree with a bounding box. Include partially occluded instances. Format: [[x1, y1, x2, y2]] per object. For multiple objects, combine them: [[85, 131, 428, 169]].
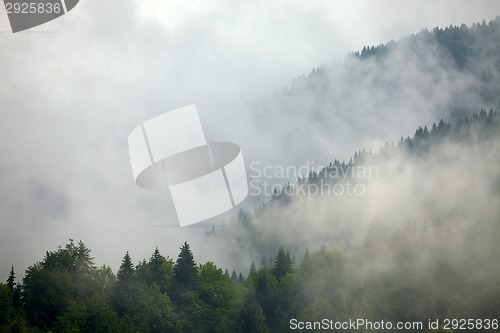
[[117, 251, 134, 282], [147, 247, 172, 293], [172, 242, 198, 293], [302, 249, 311, 272], [149, 247, 162, 283], [75, 240, 94, 274], [7, 265, 15, 291], [113, 251, 136, 316], [151, 248, 161, 266], [272, 247, 293, 281], [249, 261, 257, 276], [231, 271, 238, 280]]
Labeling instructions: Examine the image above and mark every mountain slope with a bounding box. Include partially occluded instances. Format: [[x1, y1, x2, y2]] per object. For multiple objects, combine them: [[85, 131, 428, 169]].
[[216, 109, 500, 274], [246, 17, 500, 166]]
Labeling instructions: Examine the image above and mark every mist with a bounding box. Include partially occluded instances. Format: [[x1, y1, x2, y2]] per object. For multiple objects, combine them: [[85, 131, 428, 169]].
[[216, 111, 500, 278]]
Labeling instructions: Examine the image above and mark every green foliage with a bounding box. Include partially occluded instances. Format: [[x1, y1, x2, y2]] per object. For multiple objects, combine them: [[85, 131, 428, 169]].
[[195, 262, 238, 332], [272, 247, 293, 281], [116, 251, 134, 283], [0, 283, 14, 324], [171, 242, 198, 304], [249, 261, 256, 276], [236, 288, 269, 333], [136, 247, 173, 294], [6, 266, 15, 291], [3, 221, 500, 332]]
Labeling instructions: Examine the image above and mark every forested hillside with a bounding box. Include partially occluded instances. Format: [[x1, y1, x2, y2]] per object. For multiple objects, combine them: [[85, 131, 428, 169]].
[[217, 108, 500, 271], [249, 17, 500, 165]]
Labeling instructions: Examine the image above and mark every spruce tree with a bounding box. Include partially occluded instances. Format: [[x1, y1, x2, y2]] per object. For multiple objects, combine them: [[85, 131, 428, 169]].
[[147, 247, 172, 293], [117, 251, 134, 282], [7, 265, 15, 291], [113, 251, 135, 316], [150, 248, 161, 267], [75, 240, 94, 274], [273, 247, 293, 281], [172, 242, 198, 293], [249, 261, 257, 276], [149, 247, 162, 283]]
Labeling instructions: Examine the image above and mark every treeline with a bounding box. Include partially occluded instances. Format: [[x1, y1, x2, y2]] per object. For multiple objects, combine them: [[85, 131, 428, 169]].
[[322, 108, 499, 182], [353, 17, 500, 70], [291, 17, 500, 103], [2, 215, 500, 333], [251, 16, 500, 153], [252, 108, 499, 210]]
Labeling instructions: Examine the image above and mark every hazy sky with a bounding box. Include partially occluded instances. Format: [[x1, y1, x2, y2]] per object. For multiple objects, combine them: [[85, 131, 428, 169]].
[[0, 0, 499, 278]]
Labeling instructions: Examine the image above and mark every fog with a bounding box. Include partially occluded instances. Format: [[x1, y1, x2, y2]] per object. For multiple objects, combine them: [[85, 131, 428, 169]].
[[0, 0, 499, 279], [218, 119, 500, 275]]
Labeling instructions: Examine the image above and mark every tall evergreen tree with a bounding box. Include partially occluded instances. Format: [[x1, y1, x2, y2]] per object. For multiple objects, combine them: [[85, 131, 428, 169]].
[[147, 247, 173, 293], [272, 247, 293, 281], [117, 251, 134, 283], [113, 252, 136, 316], [6, 265, 15, 291], [249, 261, 257, 276], [150, 247, 162, 270], [172, 242, 198, 295], [75, 240, 94, 274]]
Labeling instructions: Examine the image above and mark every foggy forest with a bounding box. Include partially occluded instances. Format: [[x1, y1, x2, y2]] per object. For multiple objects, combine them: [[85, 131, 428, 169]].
[[1, 16, 500, 333]]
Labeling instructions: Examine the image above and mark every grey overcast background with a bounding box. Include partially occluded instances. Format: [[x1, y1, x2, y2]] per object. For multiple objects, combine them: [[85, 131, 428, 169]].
[[0, 0, 499, 278]]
